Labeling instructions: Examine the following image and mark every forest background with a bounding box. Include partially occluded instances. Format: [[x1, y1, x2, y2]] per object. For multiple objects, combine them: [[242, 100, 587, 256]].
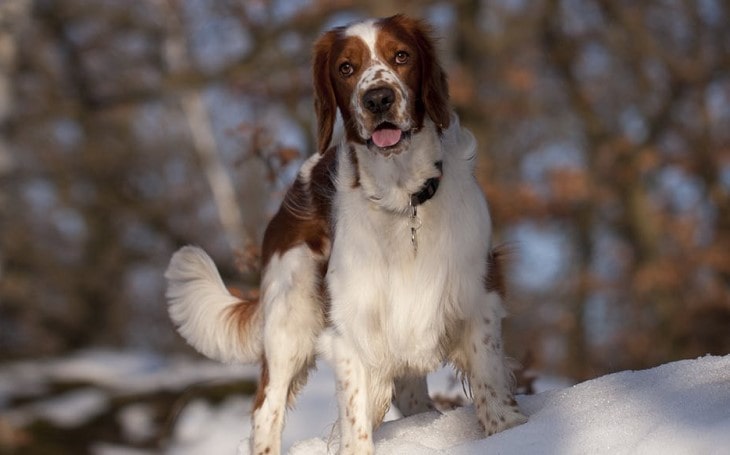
[[1, 0, 729, 385]]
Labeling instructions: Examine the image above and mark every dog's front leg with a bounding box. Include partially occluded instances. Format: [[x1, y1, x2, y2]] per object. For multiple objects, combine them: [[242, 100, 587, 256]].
[[331, 337, 373, 454], [322, 331, 391, 455], [463, 292, 527, 436]]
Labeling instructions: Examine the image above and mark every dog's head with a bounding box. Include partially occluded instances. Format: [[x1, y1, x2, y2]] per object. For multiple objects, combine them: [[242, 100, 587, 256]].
[[313, 15, 450, 155]]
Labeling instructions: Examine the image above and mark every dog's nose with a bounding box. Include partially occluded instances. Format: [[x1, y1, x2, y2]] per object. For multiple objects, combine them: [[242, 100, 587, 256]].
[[363, 87, 395, 114]]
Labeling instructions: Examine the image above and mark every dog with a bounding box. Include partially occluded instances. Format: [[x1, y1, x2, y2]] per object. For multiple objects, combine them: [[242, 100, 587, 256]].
[[165, 14, 527, 455]]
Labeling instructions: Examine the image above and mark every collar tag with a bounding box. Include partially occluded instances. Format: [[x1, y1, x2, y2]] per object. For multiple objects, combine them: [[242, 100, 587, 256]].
[[409, 201, 422, 254], [407, 161, 442, 255]]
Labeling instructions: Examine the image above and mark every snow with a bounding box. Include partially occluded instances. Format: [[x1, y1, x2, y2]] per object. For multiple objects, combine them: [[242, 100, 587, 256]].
[[118, 403, 157, 443], [1, 351, 728, 454], [8, 388, 108, 428], [42, 349, 259, 393], [242, 355, 729, 454], [0, 349, 258, 400], [168, 397, 251, 455]]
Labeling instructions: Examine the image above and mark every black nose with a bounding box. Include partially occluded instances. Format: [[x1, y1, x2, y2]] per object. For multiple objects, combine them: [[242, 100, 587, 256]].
[[363, 87, 395, 114]]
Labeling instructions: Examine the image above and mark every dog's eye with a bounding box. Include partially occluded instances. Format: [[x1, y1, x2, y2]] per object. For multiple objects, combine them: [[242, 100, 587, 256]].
[[339, 62, 354, 76], [395, 51, 409, 65]]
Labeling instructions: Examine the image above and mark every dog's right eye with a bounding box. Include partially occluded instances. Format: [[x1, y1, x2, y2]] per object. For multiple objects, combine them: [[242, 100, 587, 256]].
[[339, 62, 354, 77]]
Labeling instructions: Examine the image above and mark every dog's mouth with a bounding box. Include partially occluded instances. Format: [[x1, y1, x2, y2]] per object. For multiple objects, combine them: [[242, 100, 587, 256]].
[[367, 122, 411, 154]]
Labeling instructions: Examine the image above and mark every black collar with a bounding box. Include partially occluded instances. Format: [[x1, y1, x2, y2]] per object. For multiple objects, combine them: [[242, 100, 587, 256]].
[[410, 161, 443, 207]]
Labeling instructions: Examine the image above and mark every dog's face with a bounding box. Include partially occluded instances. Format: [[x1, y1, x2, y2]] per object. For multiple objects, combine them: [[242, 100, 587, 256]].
[[313, 15, 450, 155]]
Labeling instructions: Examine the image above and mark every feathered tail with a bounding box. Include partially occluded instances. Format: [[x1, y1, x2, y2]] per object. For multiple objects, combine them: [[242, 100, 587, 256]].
[[165, 246, 263, 364]]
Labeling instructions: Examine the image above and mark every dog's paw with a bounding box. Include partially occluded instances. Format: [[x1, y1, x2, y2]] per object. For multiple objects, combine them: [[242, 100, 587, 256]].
[[478, 399, 528, 436]]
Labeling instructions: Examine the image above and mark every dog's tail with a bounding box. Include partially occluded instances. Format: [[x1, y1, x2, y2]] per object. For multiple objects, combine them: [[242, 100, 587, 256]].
[[165, 245, 263, 364]]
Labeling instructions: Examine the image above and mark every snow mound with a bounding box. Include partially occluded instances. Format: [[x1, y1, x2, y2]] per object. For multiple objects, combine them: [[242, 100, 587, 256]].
[[273, 355, 730, 454]]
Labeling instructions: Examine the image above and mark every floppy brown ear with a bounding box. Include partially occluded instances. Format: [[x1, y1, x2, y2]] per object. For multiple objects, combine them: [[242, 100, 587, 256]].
[[409, 18, 451, 130], [312, 30, 339, 153]]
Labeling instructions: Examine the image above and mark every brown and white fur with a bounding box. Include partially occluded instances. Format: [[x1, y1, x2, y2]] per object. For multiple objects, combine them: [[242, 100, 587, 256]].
[[165, 15, 526, 455]]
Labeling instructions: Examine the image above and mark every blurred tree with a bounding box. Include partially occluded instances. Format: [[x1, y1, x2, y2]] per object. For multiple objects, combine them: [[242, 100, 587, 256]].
[[0, 0, 727, 382]]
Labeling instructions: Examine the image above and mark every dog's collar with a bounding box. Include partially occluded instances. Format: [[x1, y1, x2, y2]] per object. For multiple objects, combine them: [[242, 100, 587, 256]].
[[410, 161, 443, 207]]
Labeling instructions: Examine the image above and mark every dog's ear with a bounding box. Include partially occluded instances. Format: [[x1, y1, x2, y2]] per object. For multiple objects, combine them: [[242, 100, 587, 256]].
[[408, 17, 451, 131], [313, 30, 339, 154]]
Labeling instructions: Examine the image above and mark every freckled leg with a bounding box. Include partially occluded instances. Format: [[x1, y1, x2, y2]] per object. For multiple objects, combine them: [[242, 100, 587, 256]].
[[332, 343, 372, 454], [326, 334, 392, 455], [394, 375, 435, 416], [250, 362, 291, 455], [462, 293, 527, 436], [251, 246, 324, 455], [250, 347, 312, 455]]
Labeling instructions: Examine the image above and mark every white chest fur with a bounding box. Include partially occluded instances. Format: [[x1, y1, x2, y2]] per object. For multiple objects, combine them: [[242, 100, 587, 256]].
[[326, 120, 492, 376]]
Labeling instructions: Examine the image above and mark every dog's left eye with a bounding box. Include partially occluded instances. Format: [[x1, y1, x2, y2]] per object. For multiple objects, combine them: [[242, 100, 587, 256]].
[[395, 51, 409, 65], [339, 62, 354, 77]]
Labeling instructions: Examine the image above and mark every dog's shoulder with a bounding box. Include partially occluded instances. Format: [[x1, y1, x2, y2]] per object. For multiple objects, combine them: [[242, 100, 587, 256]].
[[308, 145, 339, 208], [261, 147, 338, 266]]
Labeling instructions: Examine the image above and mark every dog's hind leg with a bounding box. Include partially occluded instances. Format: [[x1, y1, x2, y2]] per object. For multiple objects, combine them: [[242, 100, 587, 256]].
[[394, 376, 434, 417], [250, 354, 313, 455], [250, 245, 326, 455]]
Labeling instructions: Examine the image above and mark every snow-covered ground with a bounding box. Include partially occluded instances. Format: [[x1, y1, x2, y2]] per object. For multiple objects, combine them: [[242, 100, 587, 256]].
[[284, 355, 730, 455], [1, 351, 728, 454]]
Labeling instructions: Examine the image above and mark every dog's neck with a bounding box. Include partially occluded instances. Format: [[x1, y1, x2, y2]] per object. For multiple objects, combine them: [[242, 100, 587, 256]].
[[347, 118, 445, 215]]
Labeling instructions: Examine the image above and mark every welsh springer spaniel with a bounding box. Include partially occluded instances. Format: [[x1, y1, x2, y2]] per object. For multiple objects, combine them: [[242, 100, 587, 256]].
[[166, 14, 527, 455]]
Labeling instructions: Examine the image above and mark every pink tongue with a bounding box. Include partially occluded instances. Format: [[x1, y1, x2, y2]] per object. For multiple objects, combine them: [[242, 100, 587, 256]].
[[371, 128, 402, 148]]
